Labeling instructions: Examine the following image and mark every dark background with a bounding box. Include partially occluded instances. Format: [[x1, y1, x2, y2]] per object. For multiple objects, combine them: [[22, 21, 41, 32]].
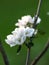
[[0, 0, 49, 65]]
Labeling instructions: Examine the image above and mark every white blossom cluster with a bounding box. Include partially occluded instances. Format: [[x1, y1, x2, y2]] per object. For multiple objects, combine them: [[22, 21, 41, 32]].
[[5, 15, 41, 47]]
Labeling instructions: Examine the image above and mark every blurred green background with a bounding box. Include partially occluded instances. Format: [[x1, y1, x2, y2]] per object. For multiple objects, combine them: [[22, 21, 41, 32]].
[[0, 0, 49, 65]]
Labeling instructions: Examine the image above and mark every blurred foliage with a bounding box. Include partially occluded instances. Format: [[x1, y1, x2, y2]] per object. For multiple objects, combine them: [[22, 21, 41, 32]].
[[0, 0, 49, 65]]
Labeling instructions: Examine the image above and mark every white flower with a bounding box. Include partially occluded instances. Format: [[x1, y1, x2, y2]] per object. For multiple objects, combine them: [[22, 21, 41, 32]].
[[5, 15, 41, 47], [21, 15, 33, 23], [5, 33, 26, 47], [5, 28, 26, 46], [12, 27, 26, 45], [15, 35, 26, 45], [25, 27, 35, 37], [15, 15, 41, 27], [15, 19, 26, 27], [5, 27, 26, 47], [15, 15, 33, 27], [12, 27, 25, 36], [5, 34, 17, 47], [5, 27, 35, 47]]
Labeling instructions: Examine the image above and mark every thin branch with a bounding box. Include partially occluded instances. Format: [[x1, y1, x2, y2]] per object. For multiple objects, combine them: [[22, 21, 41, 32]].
[[25, 48, 30, 65], [25, 0, 42, 65], [0, 39, 9, 65], [36, 0, 42, 17], [30, 39, 49, 65], [33, 0, 42, 28]]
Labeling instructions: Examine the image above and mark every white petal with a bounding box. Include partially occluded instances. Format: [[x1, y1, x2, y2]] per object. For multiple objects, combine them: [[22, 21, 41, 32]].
[[37, 17, 41, 24], [5, 39, 11, 45], [21, 15, 33, 23], [12, 27, 26, 45], [15, 23, 19, 26], [15, 15, 34, 27], [5, 39, 16, 47], [32, 17, 41, 24], [21, 35, 26, 44], [7, 34, 15, 41], [25, 27, 35, 37]]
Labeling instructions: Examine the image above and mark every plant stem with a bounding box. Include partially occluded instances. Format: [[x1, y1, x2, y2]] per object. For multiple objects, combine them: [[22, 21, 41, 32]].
[[30, 40, 49, 65], [36, 0, 42, 17], [0, 39, 9, 65], [25, 48, 31, 65], [25, 0, 42, 65], [33, 0, 42, 28]]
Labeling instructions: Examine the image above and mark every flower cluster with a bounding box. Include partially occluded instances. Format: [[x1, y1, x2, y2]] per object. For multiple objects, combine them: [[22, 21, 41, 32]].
[[5, 15, 41, 47]]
